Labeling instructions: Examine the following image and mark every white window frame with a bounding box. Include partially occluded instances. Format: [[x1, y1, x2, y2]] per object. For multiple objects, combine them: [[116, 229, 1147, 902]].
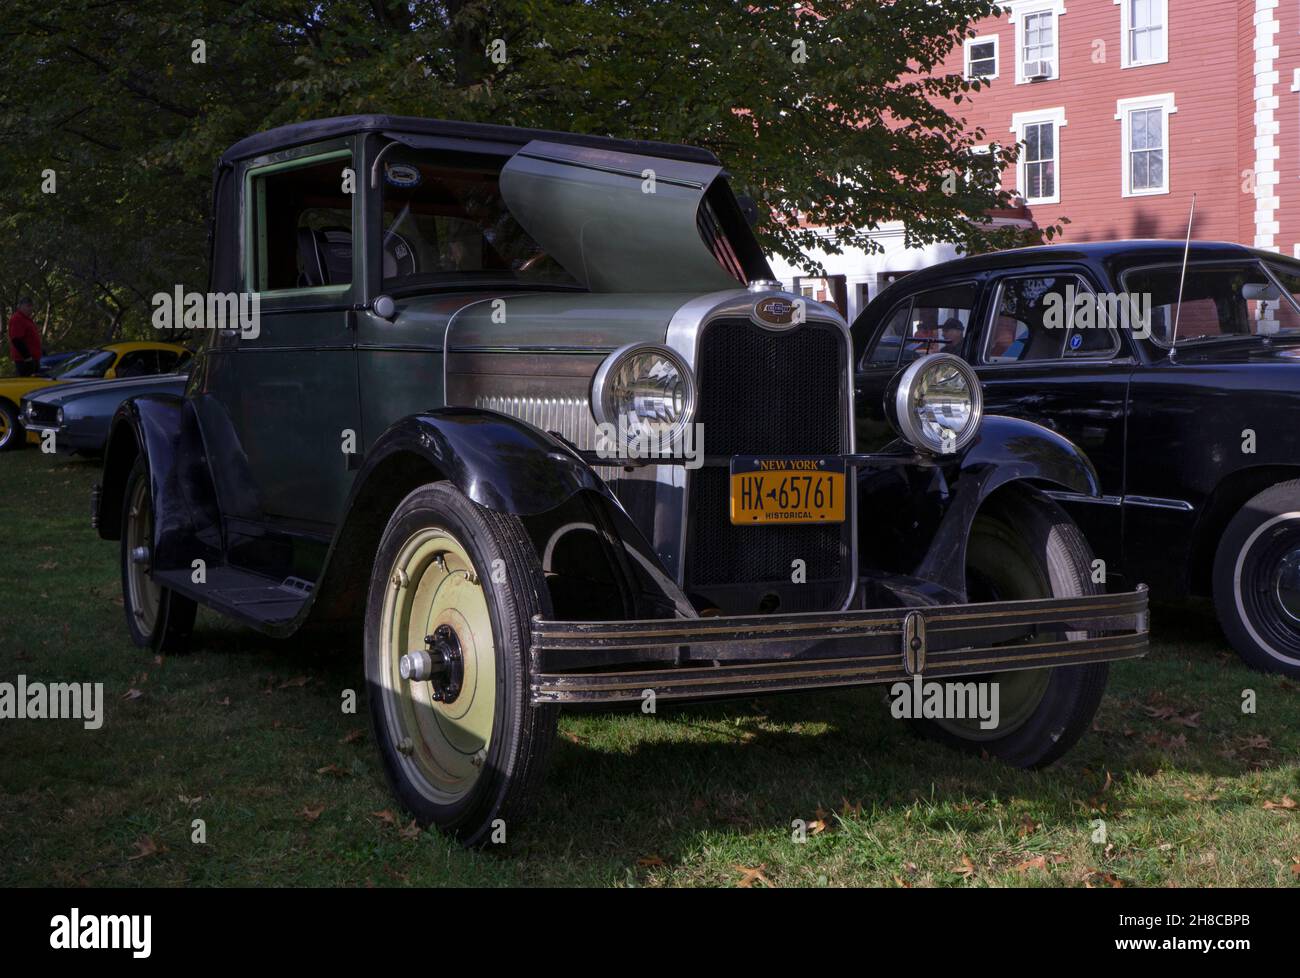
[[1010, 107, 1067, 205], [1115, 93, 1176, 197], [1115, 0, 1168, 69], [1007, 0, 1066, 84], [964, 35, 1000, 80]]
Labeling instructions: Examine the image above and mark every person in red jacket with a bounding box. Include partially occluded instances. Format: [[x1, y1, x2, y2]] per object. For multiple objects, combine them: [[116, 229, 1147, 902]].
[[7, 297, 42, 376]]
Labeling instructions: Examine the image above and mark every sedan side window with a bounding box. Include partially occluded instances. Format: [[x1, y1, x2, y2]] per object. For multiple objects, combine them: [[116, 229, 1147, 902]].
[[984, 274, 1119, 363], [898, 284, 978, 364], [861, 301, 911, 368]]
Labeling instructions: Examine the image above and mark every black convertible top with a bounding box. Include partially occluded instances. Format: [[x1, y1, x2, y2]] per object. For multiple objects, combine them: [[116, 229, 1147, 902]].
[[219, 114, 721, 166]]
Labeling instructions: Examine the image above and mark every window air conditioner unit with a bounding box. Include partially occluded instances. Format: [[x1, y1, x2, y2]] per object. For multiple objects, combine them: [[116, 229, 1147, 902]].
[[1024, 60, 1052, 80]]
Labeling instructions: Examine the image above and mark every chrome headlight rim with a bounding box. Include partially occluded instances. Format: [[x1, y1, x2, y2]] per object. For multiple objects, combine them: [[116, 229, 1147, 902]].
[[590, 341, 697, 442], [890, 352, 983, 456]]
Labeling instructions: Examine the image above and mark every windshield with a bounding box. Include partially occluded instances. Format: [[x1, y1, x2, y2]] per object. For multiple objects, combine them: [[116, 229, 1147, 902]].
[[56, 350, 115, 378], [380, 150, 579, 292], [1122, 262, 1300, 344], [50, 352, 92, 377]]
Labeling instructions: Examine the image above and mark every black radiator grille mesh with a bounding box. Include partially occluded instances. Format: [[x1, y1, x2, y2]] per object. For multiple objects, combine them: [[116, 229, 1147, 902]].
[[687, 317, 848, 590]]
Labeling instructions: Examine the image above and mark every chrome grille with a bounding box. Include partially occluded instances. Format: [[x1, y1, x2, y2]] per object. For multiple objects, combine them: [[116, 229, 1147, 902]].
[[25, 401, 59, 427]]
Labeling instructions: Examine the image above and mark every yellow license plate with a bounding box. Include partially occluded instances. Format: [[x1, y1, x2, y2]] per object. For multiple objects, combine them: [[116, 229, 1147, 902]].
[[729, 456, 846, 525]]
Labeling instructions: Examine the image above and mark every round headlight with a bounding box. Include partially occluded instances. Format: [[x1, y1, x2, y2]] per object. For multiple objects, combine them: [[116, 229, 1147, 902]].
[[591, 343, 696, 443], [889, 353, 983, 455]]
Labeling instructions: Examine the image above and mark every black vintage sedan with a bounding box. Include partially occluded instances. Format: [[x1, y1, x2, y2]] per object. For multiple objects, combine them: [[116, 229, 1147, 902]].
[[852, 240, 1300, 677]]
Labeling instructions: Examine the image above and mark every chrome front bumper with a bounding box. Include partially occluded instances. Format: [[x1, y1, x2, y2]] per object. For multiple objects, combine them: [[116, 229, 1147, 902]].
[[529, 586, 1148, 704]]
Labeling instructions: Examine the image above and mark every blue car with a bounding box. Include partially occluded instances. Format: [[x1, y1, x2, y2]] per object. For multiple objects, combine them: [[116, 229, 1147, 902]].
[[21, 364, 191, 457]]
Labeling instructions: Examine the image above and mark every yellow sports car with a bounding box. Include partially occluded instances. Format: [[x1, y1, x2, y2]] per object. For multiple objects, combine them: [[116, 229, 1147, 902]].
[[0, 341, 190, 451]]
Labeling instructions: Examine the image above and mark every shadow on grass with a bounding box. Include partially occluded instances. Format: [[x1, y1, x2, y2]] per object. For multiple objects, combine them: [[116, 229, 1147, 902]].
[[177, 609, 1292, 862]]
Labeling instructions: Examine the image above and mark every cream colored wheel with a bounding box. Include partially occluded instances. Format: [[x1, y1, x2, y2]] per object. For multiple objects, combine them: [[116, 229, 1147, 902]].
[[124, 473, 161, 638], [379, 526, 495, 804], [365, 480, 558, 844]]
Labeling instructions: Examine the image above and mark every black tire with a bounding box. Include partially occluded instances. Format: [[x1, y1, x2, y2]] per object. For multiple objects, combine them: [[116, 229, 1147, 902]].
[[1212, 480, 1300, 677], [119, 458, 197, 653], [364, 481, 558, 846], [0, 399, 23, 452], [914, 491, 1110, 769]]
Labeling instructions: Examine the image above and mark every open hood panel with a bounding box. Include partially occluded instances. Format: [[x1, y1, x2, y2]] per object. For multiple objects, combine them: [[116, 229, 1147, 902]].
[[500, 140, 761, 293]]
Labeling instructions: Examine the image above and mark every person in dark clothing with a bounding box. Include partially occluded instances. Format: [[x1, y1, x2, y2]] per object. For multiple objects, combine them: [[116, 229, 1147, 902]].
[[7, 297, 42, 377]]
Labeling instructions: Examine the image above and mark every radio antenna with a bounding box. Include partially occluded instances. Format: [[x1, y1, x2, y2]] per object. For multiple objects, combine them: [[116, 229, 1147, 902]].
[[1168, 192, 1197, 358]]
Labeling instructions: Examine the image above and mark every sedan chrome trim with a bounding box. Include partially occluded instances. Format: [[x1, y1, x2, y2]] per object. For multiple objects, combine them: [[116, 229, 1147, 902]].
[[1123, 494, 1195, 512], [1046, 491, 1124, 507]]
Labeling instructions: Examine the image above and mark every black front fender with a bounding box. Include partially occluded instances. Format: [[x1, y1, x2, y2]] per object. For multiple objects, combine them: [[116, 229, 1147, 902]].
[[309, 408, 694, 638], [357, 408, 613, 517], [860, 415, 1100, 599]]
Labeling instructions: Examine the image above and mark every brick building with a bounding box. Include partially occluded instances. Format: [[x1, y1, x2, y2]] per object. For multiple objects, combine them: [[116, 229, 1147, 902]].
[[772, 0, 1297, 321]]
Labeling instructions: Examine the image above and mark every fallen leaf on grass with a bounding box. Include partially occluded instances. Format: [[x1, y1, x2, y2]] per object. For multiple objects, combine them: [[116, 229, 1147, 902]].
[[1144, 732, 1187, 752], [122, 688, 144, 702], [340, 728, 365, 744], [216, 697, 231, 707], [399, 820, 421, 841], [371, 809, 399, 826], [734, 864, 774, 888], [177, 794, 202, 806], [952, 855, 976, 879], [278, 675, 311, 689], [1014, 853, 1065, 874], [300, 805, 325, 823], [636, 855, 666, 868], [1263, 796, 1297, 811], [1017, 816, 1040, 838], [1083, 868, 1126, 888], [1291, 862, 1300, 877], [315, 764, 349, 778], [128, 836, 165, 861]]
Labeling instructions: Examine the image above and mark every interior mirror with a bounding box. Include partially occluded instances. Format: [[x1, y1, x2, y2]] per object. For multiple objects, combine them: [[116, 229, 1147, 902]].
[[1243, 282, 1281, 301]]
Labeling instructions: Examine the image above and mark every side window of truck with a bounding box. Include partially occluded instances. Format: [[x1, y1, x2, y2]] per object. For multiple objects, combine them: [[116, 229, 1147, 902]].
[[247, 152, 354, 293]]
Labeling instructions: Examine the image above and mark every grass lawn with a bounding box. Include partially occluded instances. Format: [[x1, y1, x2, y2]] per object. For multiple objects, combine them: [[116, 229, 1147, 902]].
[[1, 447, 1298, 887]]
